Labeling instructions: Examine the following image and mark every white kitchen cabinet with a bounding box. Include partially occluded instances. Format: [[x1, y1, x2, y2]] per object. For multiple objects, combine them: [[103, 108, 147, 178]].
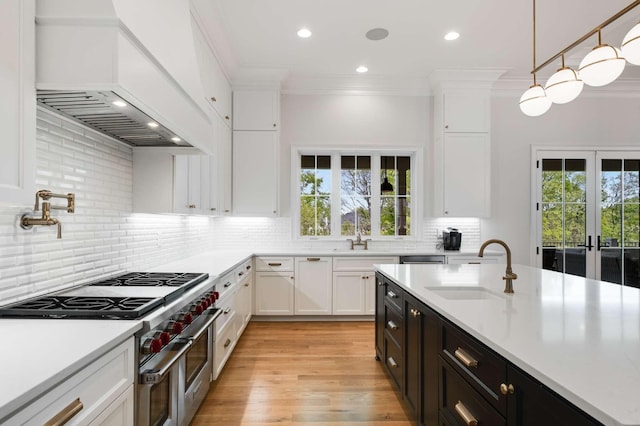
[[232, 89, 279, 131], [332, 256, 398, 315], [443, 92, 490, 133], [294, 257, 333, 315], [255, 272, 295, 315], [216, 116, 233, 215], [173, 154, 203, 214], [232, 131, 278, 216], [235, 259, 253, 338], [440, 133, 491, 217], [7, 338, 134, 425], [0, 0, 35, 206], [191, 15, 232, 126]]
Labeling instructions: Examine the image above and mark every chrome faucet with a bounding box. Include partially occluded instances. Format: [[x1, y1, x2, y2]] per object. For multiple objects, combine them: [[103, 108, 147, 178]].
[[478, 239, 517, 294]]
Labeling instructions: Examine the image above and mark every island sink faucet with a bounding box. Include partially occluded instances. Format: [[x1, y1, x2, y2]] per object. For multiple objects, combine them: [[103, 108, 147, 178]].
[[478, 239, 517, 294]]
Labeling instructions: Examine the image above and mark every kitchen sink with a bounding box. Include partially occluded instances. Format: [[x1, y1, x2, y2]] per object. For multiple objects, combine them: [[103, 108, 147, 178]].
[[425, 286, 504, 301]]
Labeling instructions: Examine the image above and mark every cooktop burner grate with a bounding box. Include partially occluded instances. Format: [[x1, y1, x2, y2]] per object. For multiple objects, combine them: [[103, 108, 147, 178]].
[[0, 296, 163, 319], [91, 272, 208, 291]]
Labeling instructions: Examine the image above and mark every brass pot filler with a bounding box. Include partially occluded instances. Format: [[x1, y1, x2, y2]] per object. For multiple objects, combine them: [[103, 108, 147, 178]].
[[20, 190, 75, 239]]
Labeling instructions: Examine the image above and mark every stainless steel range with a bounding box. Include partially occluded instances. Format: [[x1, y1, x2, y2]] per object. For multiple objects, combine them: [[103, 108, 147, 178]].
[[0, 271, 220, 426]]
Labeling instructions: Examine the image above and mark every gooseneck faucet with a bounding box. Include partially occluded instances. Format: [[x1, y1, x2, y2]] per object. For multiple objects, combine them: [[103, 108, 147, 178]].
[[478, 239, 517, 294]]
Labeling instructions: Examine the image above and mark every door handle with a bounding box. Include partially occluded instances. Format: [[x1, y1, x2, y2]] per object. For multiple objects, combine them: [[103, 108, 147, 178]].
[[579, 236, 594, 251], [597, 235, 602, 251]]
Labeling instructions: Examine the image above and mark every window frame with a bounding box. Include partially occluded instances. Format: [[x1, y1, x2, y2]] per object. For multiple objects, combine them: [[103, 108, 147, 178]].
[[291, 146, 422, 241]]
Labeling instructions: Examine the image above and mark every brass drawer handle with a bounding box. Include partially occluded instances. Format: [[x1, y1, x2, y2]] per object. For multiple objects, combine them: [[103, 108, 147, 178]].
[[410, 308, 421, 317], [44, 398, 83, 426], [387, 320, 398, 330], [454, 401, 478, 426], [210, 96, 217, 102], [268, 262, 282, 266], [500, 383, 515, 395], [386, 290, 397, 299], [307, 257, 321, 261], [224, 338, 231, 348], [387, 357, 398, 368], [224, 307, 231, 314], [454, 347, 478, 368]]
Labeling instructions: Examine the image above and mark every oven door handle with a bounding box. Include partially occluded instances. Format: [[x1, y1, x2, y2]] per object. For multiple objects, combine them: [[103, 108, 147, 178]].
[[185, 308, 222, 342], [140, 340, 192, 384]]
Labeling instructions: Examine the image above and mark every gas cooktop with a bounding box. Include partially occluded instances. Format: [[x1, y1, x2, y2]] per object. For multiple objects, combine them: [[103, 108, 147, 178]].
[[89, 272, 208, 291]]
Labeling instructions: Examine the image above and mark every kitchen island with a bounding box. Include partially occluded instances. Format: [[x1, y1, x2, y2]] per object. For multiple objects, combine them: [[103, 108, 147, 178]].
[[375, 263, 640, 426]]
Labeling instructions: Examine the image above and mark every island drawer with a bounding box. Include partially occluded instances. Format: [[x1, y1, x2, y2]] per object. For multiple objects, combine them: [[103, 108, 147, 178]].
[[439, 357, 506, 426], [384, 279, 403, 312], [255, 256, 294, 272], [384, 303, 403, 346], [384, 336, 403, 392], [441, 320, 507, 414]]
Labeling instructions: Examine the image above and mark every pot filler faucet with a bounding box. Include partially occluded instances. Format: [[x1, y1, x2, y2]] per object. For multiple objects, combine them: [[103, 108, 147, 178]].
[[478, 239, 517, 294], [20, 190, 75, 239]]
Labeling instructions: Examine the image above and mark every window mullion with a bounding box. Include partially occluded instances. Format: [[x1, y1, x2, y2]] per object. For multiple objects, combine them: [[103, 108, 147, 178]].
[[331, 153, 342, 238], [371, 153, 381, 239]]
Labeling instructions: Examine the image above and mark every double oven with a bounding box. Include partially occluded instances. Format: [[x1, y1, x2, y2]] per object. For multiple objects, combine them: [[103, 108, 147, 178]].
[[0, 271, 222, 426]]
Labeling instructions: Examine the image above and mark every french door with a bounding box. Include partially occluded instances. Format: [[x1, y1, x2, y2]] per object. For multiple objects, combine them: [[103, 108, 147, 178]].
[[535, 149, 640, 288]]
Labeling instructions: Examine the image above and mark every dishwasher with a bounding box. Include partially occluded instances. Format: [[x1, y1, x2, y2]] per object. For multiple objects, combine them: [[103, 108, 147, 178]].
[[399, 255, 446, 264]]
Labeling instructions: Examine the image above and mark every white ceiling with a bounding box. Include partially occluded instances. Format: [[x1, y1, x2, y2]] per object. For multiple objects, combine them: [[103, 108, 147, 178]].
[[198, 0, 640, 90]]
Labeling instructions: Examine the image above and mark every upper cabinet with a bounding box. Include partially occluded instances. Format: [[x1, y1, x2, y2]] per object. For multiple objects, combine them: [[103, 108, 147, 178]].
[[0, 0, 35, 206], [232, 90, 279, 131], [443, 92, 490, 133], [191, 17, 232, 127]]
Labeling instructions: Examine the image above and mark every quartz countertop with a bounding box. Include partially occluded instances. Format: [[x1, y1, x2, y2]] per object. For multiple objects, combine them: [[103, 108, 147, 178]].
[[375, 263, 640, 426]]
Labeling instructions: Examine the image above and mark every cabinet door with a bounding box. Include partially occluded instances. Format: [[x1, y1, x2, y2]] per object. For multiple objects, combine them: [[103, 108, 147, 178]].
[[232, 131, 278, 216], [0, 0, 35, 205], [443, 133, 490, 217], [332, 272, 365, 315], [173, 155, 203, 214], [255, 272, 294, 315], [233, 90, 279, 131], [364, 273, 376, 315], [443, 92, 489, 133], [374, 274, 386, 360], [236, 275, 252, 337], [216, 117, 232, 215], [294, 257, 332, 315], [506, 365, 600, 426]]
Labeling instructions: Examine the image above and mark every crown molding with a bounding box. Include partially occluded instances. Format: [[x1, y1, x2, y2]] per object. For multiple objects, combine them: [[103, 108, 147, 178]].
[[281, 74, 431, 96]]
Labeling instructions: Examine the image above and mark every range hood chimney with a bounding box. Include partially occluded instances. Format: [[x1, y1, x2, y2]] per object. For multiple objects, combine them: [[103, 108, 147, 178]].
[[35, 0, 214, 152]]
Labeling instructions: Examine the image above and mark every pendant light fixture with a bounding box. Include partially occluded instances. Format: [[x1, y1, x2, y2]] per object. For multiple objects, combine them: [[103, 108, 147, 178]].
[[521, 0, 640, 116], [519, 0, 551, 117], [544, 54, 583, 104], [578, 30, 626, 87], [622, 21, 640, 64], [381, 156, 394, 194]]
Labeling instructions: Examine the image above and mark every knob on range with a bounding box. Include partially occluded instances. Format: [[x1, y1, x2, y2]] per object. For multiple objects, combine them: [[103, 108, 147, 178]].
[[160, 331, 171, 345], [142, 338, 163, 354]]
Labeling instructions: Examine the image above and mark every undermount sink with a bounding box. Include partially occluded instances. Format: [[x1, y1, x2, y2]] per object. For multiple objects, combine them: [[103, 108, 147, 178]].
[[425, 286, 504, 301]]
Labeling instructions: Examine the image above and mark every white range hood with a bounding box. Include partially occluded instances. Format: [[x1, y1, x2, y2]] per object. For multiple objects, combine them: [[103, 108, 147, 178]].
[[35, 0, 213, 153]]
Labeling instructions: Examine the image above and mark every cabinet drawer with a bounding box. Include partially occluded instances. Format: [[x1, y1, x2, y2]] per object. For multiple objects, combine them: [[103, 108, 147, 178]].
[[384, 336, 403, 392], [236, 259, 253, 282], [255, 256, 294, 271], [441, 320, 506, 414], [439, 358, 505, 426], [332, 256, 398, 271], [217, 270, 237, 300], [213, 319, 237, 379], [384, 303, 403, 346], [9, 338, 134, 425], [384, 280, 403, 312], [215, 292, 236, 333]]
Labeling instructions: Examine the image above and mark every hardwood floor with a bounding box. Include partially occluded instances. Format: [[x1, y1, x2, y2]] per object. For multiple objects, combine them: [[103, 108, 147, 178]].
[[191, 321, 413, 425]]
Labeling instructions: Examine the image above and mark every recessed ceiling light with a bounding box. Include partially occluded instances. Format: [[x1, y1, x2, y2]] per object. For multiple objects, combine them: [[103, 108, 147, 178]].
[[366, 28, 389, 41], [112, 100, 127, 107], [356, 66, 368, 73], [444, 31, 460, 41], [147, 122, 159, 128], [171, 137, 181, 142], [297, 28, 312, 38]]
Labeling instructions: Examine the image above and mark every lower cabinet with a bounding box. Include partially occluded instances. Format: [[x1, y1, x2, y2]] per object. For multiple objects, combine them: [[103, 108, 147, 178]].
[[374, 272, 602, 426], [294, 257, 333, 315]]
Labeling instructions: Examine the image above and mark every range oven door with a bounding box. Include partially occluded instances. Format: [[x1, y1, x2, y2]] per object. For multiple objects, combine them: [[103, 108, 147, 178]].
[[137, 341, 187, 426], [180, 316, 215, 425]]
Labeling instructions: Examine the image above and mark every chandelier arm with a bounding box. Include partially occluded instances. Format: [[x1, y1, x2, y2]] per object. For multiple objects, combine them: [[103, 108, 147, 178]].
[[532, 0, 640, 74]]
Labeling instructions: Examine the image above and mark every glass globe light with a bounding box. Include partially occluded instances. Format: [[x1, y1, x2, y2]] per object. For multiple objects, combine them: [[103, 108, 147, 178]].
[[519, 84, 551, 117], [621, 22, 640, 65], [544, 67, 584, 104], [579, 44, 625, 86]]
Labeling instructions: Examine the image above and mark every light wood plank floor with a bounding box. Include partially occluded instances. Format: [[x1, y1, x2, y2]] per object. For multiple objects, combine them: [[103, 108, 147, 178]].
[[191, 321, 413, 425]]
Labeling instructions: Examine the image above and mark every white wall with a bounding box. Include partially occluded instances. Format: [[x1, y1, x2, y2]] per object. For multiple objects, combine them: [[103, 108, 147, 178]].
[[0, 109, 215, 305], [487, 93, 640, 264]]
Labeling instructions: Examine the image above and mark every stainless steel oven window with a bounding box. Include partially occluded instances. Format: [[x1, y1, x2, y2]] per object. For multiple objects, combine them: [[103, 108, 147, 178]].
[[149, 372, 171, 426], [185, 332, 208, 389]]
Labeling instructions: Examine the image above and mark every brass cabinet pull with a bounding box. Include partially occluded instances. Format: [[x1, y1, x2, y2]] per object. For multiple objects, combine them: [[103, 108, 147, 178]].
[[210, 96, 217, 102], [210, 207, 216, 211], [454, 401, 478, 426], [387, 290, 397, 299], [244, 282, 249, 287], [224, 338, 231, 348], [224, 307, 231, 314], [454, 347, 478, 368], [387, 320, 398, 330], [238, 271, 244, 276], [500, 383, 515, 395], [387, 357, 398, 368], [44, 398, 83, 426], [273, 123, 277, 127], [225, 115, 230, 120], [378, 280, 384, 287], [268, 262, 282, 266], [307, 257, 321, 261], [411, 308, 421, 317], [188, 204, 196, 208], [468, 261, 481, 264]]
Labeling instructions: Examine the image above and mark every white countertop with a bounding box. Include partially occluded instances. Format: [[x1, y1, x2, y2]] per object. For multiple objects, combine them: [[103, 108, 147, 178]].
[[0, 319, 142, 422], [375, 263, 640, 426]]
